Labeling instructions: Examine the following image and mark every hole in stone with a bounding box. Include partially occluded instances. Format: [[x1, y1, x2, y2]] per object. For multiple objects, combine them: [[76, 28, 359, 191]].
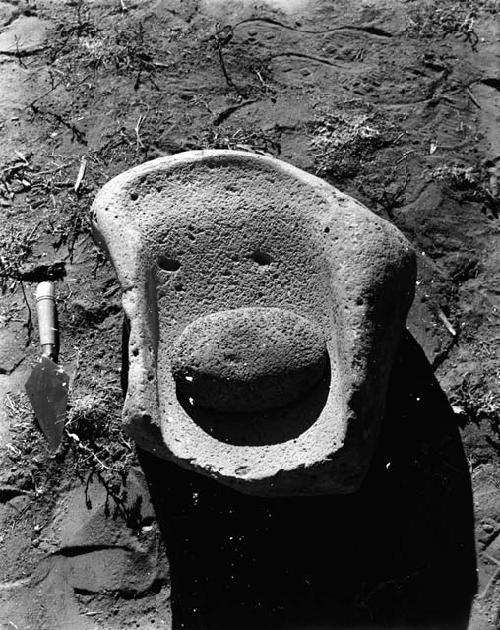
[[324, 226, 330, 233], [158, 256, 181, 272], [250, 250, 272, 266], [130, 191, 139, 201], [132, 348, 139, 357]]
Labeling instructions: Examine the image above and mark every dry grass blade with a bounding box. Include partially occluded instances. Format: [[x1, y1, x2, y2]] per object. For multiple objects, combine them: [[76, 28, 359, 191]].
[[74, 156, 87, 193]]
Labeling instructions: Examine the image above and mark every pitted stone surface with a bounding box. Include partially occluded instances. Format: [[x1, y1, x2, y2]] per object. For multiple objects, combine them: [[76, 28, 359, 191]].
[[172, 307, 327, 413], [91, 150, 416, 496]]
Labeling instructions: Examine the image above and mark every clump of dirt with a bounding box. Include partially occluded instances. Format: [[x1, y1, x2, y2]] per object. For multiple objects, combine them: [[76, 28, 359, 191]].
[[431, 161, 499, 217], [405, 0, 489, 44], [65, 388, 135, 473], [0, 224, 37, 292], [308, 105, 395, 181]]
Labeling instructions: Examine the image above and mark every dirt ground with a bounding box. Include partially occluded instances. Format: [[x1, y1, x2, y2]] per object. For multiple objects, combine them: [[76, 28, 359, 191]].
[[0, 0, 499, 628]]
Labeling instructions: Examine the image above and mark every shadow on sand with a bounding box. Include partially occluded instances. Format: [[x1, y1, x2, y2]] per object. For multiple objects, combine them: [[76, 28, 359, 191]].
[[139, 332, 477, 629]]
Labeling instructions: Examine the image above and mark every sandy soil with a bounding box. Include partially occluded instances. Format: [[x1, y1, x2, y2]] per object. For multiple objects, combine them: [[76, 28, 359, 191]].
[[0, 0, 499, 628]]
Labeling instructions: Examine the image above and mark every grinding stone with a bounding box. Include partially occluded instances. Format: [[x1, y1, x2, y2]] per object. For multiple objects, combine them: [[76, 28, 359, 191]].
[[91, 150, 416, 496], [172, 307, 328, 413]]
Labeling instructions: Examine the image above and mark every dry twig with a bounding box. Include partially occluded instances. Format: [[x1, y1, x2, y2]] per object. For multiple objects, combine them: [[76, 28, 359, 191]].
[[437, 307, 457, 337]]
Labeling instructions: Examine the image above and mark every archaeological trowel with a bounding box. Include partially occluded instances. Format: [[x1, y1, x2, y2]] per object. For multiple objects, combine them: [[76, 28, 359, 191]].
[[25, 281, 69, 451]]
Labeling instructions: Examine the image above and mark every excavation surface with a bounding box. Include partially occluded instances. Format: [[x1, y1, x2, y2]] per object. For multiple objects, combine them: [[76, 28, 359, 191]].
[[0, 0, 498, 628]]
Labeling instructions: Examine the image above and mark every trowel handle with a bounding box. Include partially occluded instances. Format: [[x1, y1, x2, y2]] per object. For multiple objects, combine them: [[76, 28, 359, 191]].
[[35, 282, 58, 360]]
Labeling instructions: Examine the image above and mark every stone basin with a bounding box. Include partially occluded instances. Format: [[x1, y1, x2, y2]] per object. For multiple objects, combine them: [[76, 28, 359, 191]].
[[91, 150, 416, 496]]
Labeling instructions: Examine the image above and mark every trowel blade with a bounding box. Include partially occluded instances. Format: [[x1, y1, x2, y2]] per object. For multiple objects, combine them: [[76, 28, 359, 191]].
[[25, 355, 69, 451]]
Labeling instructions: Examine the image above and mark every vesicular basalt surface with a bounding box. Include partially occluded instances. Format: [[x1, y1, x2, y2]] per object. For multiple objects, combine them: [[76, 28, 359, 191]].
[[91, 150, 416, 496]]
